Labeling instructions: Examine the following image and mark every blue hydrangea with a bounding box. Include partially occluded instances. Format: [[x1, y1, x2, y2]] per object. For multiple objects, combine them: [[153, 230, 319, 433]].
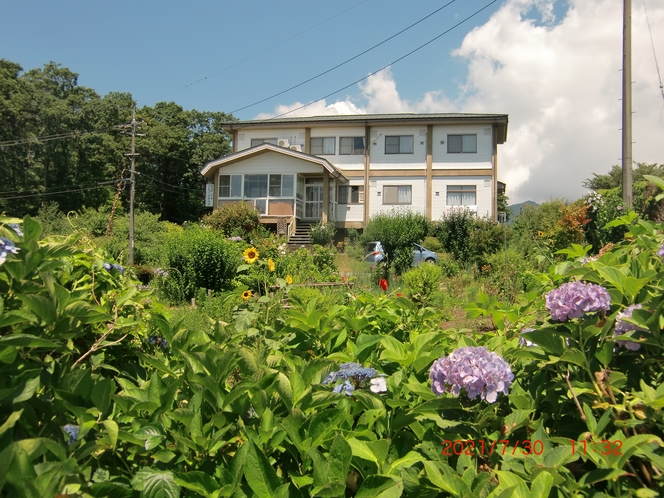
[[518, 327, 536, 347], [323, 362, 387, 395], [103, 262, 125, 275], [0, 237, 20, 265], [613, 304, 649, 351], [63, 424, 79, 445], [8, 224, 23, 237], [429, 347, 514, 404], [545, 281, 611, 322]]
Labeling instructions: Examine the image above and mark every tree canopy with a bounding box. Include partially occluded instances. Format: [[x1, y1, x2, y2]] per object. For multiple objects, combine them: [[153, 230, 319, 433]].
[[0, 60, 234, 223]]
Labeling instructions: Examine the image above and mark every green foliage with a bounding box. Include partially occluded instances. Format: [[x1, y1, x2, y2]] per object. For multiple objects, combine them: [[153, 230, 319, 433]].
[[202, 202, 261, 238], [422, 235, 443, 253], [433, 208, 476, 263], [276, 246, 339, 284], [402, 263, 444, 307], [583, 162, 664, 191], [437, 252, 461, 277], [308, 220, 336, 247], [468, 218, 505, 267], [362, 209, 429, 269], [583, 189, 629, 251], [345, 227, 360, 246], [158, 224, 239, 301]]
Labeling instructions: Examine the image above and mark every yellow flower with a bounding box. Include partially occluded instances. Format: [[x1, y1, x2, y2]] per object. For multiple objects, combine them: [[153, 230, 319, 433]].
[[241, 290, 252, 300], [537, 231, 544, 237], [285, 275, 293, 285], [267, 258, 275, 272], [243, 247, 259, 264]]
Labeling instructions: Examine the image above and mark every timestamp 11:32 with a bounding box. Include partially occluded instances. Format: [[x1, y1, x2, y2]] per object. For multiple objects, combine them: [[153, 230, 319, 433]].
[[570, 439, 623, 455]]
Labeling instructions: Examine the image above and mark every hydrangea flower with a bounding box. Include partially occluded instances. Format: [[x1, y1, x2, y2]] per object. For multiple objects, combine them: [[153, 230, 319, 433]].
[[545, 281, 611, 322], [429, 347, 514, 404], [63, 424, 79, 445], [0, 237, 20, 265], [323, 362, 387, 395], [154, 268, 169, 278], [613, 304, 649, 351], [657, 244, 664, 261], [8, 223, 23, 237], [102, 262, 125, 276], [227, 236, 244, 242], [518, 328, 536, 347]]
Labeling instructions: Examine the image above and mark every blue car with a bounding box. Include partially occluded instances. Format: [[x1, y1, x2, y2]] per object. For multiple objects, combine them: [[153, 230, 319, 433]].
[[364, 242, 439, 266]]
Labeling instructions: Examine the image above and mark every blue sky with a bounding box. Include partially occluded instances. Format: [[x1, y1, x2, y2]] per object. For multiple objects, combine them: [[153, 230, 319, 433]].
[[2, 0, 663, 204]]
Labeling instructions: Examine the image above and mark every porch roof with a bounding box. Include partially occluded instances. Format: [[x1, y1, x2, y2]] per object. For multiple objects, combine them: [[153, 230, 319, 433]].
[[201, 143, 349, 181]]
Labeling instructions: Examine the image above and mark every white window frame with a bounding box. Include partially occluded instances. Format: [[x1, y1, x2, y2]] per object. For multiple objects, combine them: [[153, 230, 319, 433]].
[[447, 134, 477, 154], [383, 185, 412, 205], [446, 185, 477, 206], [310, 137, 336, 155], [339, 137, 365, 155], [218, 174, 242, 198], [385, 135, 414, 154], [337, 185, 364, 204]]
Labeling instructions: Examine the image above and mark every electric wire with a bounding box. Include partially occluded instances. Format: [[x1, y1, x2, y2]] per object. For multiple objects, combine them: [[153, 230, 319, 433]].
[[134, 171, 203, 193], [254, 0, 499, 122], [0, 125, 126, 147], [0, 184, 119, 201], [147, 0, 372, 104], [228, 0, 456, 115], [642, 0, 664, 104]]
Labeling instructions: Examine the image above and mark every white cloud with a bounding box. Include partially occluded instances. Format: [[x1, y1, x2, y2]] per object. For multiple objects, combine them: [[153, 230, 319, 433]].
[[258, 0, 664, 204]]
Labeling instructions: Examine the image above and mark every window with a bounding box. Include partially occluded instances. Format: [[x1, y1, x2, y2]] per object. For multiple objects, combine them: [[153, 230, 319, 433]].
[[383, 185, 412, 205], [268, 174, 294, 197], [310, 137, 336, 155], [251, 138, 278, 147], [385, 135, 414, 154], [219, 174, 242, 198], [337, 185, 364, 204], [446, 185, 477, 206], [244, 175, 268, 198], [447, 134, 477, 153], [339, 137, 365, 155]]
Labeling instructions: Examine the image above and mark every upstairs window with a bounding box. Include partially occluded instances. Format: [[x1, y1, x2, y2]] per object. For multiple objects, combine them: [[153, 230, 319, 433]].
[[385, 135, 414, 154], [250, 138, 278, 147], [310, 137, 336, 155], [337, 185, 364, 204], [219, 174, 242, 198], [447, 134, 477, 153], [383, 185, 412, 205], [339, 137, 365, 155], [447, 185, 476, 206]]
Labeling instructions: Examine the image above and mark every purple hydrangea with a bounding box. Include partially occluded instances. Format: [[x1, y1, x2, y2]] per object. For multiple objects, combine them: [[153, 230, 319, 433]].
[[429, 347, 514, 404], [154, 268, 169, 278], [324, 362, 387, 394], [0, 237, 20, 265], [63, 424, 79, 445], [545, 281, 611, 322], [103, 262, 125, 276], [657, 244, 664, 261], [613, 304, 649, 351], [518, 328, 536, 347], [8, 224, 23, 237]]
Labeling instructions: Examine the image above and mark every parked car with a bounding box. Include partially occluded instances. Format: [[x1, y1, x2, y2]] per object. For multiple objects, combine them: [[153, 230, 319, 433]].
[[364, 241, 439, 266]]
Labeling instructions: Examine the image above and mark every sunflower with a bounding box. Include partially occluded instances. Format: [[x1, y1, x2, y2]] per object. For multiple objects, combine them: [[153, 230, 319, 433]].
[[285, 275, 293, 285], [241, 290, 252, 301], [243, 247, 259, 264], [267, 258, 276, 272]]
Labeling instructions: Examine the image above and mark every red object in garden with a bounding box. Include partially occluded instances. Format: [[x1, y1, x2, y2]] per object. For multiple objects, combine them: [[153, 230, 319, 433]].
[[379, 278, 389, 291], [397, 293, 403, 297]]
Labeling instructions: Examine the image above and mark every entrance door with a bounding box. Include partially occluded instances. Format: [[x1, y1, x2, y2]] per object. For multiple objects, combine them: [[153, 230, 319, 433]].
[[304, 185, 323, 218]]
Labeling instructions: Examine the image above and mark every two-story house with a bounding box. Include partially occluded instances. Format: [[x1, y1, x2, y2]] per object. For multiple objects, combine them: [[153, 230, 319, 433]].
[[200, 113, 508, 236]]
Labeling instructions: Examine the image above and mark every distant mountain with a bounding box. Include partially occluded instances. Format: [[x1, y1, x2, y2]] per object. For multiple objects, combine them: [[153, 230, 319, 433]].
[[506, 201, 539, 222]]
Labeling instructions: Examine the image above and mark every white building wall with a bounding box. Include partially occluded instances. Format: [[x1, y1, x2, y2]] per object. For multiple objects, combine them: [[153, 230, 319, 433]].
[[431, 125, 493, 169], [334, 177, 365, 223], [368, 126, 428, 170], [310, 126, 366, 171], [217, 153, 324, 176], [237, 129, 306, 151], [431, 176, 493, 221], [368, 176, 427, 219]]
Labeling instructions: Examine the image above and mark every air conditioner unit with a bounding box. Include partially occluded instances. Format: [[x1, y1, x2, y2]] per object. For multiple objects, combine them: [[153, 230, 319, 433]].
[[289, 144, 302, 152], [278, 139, 290, 148]]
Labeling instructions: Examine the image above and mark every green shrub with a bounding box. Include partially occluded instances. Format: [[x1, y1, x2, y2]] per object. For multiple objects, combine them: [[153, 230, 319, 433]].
[[345, 227, 360, 245], [422, 235, 443, 253], [438, 252, 461, 277], [202, 201, 261, 238], [402, 263, 444, 307], [433, 208, 476, 263], [393, 246, 414, 276], [158, 224, 240, 301], [362, 209, 429, 268], [583, 189, 629, 251], [309, 220, 336, 246], [468, 218, 506, 267], [276, 246, 339, 284]]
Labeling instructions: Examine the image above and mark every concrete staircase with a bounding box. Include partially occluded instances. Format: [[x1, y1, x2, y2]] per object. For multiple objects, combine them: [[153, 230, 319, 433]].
[[288, 220, 316, 249]]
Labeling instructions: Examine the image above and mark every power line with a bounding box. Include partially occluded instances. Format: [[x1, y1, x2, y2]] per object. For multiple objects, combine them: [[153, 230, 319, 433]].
[[642, 0, 664, 104], [0, 125, 125, 147], [135, 171, 203, 193], [147, 0, 373, 105], [261, 0, 499, 122], [228, 0, 456, 115], [0, 183, 122, 201]]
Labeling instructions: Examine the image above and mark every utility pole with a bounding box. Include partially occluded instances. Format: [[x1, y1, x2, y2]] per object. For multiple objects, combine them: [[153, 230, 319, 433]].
[[622, 0, 633, 208]]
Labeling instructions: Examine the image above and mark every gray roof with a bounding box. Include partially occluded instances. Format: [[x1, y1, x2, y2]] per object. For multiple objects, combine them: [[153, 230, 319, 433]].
[[223, 113, 509, 142]]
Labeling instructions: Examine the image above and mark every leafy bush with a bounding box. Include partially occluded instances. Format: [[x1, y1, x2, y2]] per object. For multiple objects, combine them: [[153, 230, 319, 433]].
[[393, 245, 415, 276], [433, 208, 476, 263], [583, 189, 629, 251], [362, 209, 429, 267], [309, 220, 336, 246], [402, 262, 444, 307], [422, 235, 443, 253], [438, 252, 461, 277], [345, 227, 360, 245], [158, 224, 239, 301], [276, 246, 339, 284], [468, 218, 505, 267], [202, 201, 261, 238]]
